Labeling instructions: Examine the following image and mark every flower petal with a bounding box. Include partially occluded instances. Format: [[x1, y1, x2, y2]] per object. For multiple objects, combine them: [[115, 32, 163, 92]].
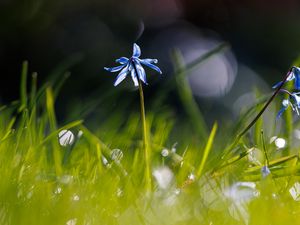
[[134, 61, 147, 85], [141, 58, 158, 64], [116, 57, 129, 64], [294, 67, 300, 90], [114, 66, 129, 86], [133, 43, 141, 58], [276, 99, 289, 118], [272, 72, 294, 89], [130, 69, 139, 86], [292, 94, 300, 108], [261, 166, 271, 178], [272, 81, 284, 89], [104, 65, 126, 73], [140, 59, 162, 74]]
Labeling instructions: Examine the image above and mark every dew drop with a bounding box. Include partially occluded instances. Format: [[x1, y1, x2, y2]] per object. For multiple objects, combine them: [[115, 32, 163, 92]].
[[111, 149, 123, 162], [289, 182, 300, 201], [54, 187, 62, 195], [152, 166, 174, 190], [275, 138, 286, 149], [102, 156, 111, 168], [72, 194, 80, 201], [188, 173, 195, 181], [66, 218, 77, 225], [116, 188, 123, 197], [77, 130, 83, 138], [161, 149, 169, 157], [58, 130, 75, 147]]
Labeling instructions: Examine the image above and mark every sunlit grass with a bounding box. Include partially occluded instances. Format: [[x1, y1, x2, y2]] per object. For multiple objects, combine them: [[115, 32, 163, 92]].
[[1, 47, 300, 225]]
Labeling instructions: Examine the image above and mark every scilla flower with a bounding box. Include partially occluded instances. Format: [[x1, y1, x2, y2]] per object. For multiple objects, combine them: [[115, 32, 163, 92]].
[[273, 66, 300, 90], [261, 165, 271, 178], [277, 91, 300, 118], [104, 43, 162, 86]]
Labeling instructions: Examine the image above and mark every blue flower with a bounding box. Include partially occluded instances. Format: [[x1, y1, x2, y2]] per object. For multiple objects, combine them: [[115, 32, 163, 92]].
[[276, 92, 300, 118], [104, 43, 162, 86], [261, 165, 271, 178], [273, 66, 300, 90], [277, 99, 290, 118]]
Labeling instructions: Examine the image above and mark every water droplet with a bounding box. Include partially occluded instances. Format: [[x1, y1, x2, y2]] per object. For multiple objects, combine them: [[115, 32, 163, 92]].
[[171, 143, 177, 153], [101, 156, 111, 168], [116, 188, 123, 197], [111, 149, 123, 162], [77, 130, 83, 138], [224, 182, 258, 202], [272, 193, 278, 199], [58, 130, 75, 147], [161, 149, 169, 157], [66, 218, 77, 225], [102, 156, 108, 165], [72, 194, 80, 201], [289, 182, 300, 201], [54, 187, 62, 195], [152, 167, 174, 190], [270, 136, 278, 144], [275, 138, 286, 149], [188, 173, 195, 181]]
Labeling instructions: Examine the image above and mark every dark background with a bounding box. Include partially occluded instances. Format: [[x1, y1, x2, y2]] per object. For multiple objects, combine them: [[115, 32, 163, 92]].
[[1, 0, 300, 121]]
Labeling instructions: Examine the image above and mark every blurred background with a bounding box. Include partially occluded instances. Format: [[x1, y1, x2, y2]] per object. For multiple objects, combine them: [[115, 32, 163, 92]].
[[1, 0, 300, 125]]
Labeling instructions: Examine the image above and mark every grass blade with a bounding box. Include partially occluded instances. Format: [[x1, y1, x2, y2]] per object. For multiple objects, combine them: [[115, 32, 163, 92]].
[[19, 61, 28, 112], [171, 49, 208, 140], [196, 122, 218, 177]]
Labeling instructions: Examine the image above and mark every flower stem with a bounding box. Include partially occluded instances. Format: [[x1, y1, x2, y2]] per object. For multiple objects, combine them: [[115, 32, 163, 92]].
[[238, 68, 293, 139], [223, 68, 293, 158], [137, 73, 151, 190]]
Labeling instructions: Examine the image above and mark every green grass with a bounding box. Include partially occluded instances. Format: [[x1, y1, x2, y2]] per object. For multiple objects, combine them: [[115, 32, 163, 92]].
[[2, 49, 300, 225]]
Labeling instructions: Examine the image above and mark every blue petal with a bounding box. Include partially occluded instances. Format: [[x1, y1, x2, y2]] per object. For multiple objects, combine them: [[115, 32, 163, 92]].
[[130, 69, 139, 86], [134, 61, 147, 85], [276, 106, 287, 119], [133, 43, 141, 58], [272, 81, 284, 89], [116, 57, 129, 64], [104, 65, 126, 73], [276, 99, 289, 118], [141, 58, 158, 64], [294, 67, 300, 90], [114, 66, 129, 86], [140, 59, 162, 74], [272, 72, 294, 89], [261, 166, 271, 178], [292, 94, 300, 108]]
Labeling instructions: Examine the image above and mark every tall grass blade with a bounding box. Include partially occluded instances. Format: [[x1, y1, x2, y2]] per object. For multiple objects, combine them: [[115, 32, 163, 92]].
[[196, 122, 218, 177], [171, 49, 208, 140]]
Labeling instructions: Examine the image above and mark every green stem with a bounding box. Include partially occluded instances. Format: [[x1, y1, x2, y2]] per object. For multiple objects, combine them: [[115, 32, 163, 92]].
[[237, 69, 292, 139], [261, 129, 269, 167], [223, 68, 293, 158], [136, 70, 151, 190]]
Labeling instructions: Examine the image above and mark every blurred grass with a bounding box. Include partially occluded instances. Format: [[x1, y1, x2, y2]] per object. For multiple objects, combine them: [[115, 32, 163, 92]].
[[1, 47, 300, 225]]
